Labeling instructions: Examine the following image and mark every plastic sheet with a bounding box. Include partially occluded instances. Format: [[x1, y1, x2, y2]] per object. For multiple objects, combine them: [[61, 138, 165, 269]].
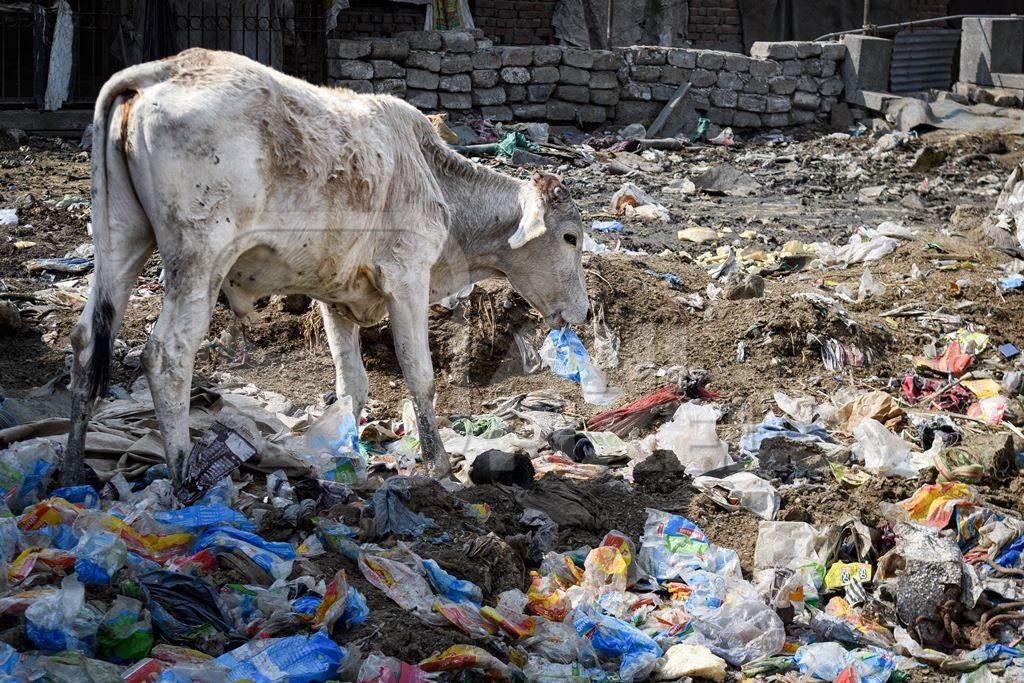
[[215, 630, 346, 683], [539, 327, 623, 406], [689, 597, 786, 665], [73, 530, 127, 584], [571, 606, 661, 682], [652, 402, 731, 476], [25, 574, 101, 654]]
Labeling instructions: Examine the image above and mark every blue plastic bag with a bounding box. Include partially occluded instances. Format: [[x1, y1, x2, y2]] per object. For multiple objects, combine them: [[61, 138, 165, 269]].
[[25, 575, 101, 654], [194, 524, 296, 580], [154, 504, 255, 532], [291, 595, 321, 615], [423, 559, 482, 605], [572, 607, 661, 682], [73, 530, 127, 584], [49, 485, 99, 508], [215, 630, 346, 683], [541, 328, 590, 382]]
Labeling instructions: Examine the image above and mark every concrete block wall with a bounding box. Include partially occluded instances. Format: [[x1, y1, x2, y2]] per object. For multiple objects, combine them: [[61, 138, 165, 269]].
[[327, 31, 846, 128], [473, 0, 558, 45]]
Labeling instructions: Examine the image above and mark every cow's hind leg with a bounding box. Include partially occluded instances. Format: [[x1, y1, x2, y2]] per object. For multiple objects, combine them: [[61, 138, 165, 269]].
[[385, 276, 453, 479], [143, 247, 226, 491], [319, 302, 369, 419]]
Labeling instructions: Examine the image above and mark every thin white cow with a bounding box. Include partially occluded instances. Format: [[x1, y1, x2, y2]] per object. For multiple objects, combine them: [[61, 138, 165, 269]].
[[64, 48, 589, 489]]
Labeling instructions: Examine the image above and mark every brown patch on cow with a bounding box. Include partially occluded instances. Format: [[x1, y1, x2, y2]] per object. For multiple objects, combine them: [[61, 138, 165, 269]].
[[118, 90, 140, 153], [530, 171, 567, 203]]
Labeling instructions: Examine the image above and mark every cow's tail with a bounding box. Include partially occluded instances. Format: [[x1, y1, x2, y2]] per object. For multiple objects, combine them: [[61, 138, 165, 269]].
[[63, 59, 174, 486]]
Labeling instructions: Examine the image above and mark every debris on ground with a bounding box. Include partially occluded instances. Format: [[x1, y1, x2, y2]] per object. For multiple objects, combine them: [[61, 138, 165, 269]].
[[2, 118, 1024, 682]]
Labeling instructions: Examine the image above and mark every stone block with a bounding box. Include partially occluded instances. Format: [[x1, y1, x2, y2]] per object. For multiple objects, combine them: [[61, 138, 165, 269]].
[[513, 103, 547, 119], [621, 82, 652, 100], [406, 68, 440, 90], [725, 54, 751, 72], [500, 66, 531, 84], [398, 31, 442, 51], [696, 51, 725, 70], [546, 99, 577, 121], [441, 31, 476, 52], [472, 69, 499, 88], [330, 78, 372, 94], [439, 74, 471, 92], [708, 106, 734, 125], [635, 46, 668, 65], [329, 39, 370, 59], [480, 105, 513, 121], [821, 60, 837, 77], [734, 111, 762, 127], [689, 87, 711, 108], [648, 83, 675, 100], [961, 17, 1024, 86], [439, 92, 472, 109], [533, 45, 562, 66], [406, 89, 438, 109], [667, 49, 697, 68], [505, 85, 527, 102], [796, 42, 822, 58], [500, 47, 534, 66], [331, 60, 373, 80], [802, 58, 823, 76], [471, 50, 500, 70], [782, 60, 802, 77], [793, 90, 820, 110], [370, 37, 409, 61], [372, 60, 405, 78], [614, 100, 661, 123], [819, 77, 843, 96], [631, 65, 662, 82], [717, 71, 744, 90], [770, 77, 797, 94], [744, 76, 770, 94], [751, 42, 797, 60], [738, 93, 767, 112], [791, 108, 817, 124], [765, 94, 791, 112], [560, 65, 591, 85], [763, 112, 789, 127], [690, 68, 717, 87], [592, 70, 619, 88], [659, 65, 686, 84], [821, 42, 846, 60], [563, 48, 595, 68], [578, 104, 607, 122], [992, 72, 1024, 89], [591, 89, 619, 105], [711, 88, 738, 107], [527, 83, 556, 101], [749, 59, 780, 77], [373, 78, 406, 95], [797, 76, 818, 92], [407, 51, 442, 71], [592, 50, 620, 70], [472, 87, 506, 106], [531, 66, 560, 83], [440, 54, 472, 74], [841, 35, 892, 100], [557, 84, 590, 103]]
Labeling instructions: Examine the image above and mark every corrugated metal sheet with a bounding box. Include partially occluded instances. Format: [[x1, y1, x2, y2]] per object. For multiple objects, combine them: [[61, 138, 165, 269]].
[[889, 29, 960, 94]]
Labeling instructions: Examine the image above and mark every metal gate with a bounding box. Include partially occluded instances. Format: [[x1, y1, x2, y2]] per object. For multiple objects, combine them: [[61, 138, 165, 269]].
[[0, 0, 326, 110]]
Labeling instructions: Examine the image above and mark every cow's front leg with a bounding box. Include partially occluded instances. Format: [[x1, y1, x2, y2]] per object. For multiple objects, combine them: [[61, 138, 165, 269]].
[[144, 259, 219, 492], [385, 281, 453, 479], [319, 302, 369, 420]]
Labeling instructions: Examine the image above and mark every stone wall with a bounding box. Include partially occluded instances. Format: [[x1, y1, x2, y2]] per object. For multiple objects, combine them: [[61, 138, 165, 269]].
[[473, 0, 558, 45], [327, 32, 846, 128]]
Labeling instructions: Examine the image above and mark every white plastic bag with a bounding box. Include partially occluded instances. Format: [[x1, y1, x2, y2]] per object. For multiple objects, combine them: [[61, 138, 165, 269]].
[[692, 472, 780, 521], [852, 418, 922, 477], [753, 521, 821, 570], [653, 402, 731, 476]]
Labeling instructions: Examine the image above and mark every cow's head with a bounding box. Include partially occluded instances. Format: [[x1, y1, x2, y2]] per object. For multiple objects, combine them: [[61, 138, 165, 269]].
[[500, 172, 589, 326]]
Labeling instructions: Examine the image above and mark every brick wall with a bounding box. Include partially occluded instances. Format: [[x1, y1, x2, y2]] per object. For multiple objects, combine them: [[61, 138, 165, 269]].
[[472, 0, 557, 44], [688, 0, 744, 52], [331, 0, 424, 38]]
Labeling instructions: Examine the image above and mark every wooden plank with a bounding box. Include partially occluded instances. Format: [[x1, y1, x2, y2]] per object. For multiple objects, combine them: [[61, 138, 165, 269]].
[[0, 109, 92, 134], [646, 81, 691, 138]]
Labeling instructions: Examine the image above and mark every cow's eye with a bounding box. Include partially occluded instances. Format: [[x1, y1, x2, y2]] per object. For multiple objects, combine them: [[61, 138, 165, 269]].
[[564, 234, 578, 247]]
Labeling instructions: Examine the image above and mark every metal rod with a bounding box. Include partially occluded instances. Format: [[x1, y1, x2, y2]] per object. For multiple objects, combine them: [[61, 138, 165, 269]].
[[606, 0, 613, 48], [862, 0, 870, 30], [814, 13, 1019, 42]]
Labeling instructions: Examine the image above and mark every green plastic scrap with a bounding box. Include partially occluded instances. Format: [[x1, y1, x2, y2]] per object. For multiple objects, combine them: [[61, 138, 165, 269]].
[[495, 131, 540, 158], [690, 117, 710, 143], [451, 414, 507, 439]]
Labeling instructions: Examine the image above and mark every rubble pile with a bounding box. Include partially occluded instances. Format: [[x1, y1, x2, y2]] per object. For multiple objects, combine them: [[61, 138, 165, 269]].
[[1, 117, 1024, 682]]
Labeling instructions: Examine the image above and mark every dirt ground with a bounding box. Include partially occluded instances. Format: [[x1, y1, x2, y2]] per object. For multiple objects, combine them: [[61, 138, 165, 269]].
[[2, 123, 1024, 678]]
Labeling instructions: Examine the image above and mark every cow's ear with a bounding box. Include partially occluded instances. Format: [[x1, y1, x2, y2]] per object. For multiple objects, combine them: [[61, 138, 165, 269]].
[[509, 182, 547, 249]]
